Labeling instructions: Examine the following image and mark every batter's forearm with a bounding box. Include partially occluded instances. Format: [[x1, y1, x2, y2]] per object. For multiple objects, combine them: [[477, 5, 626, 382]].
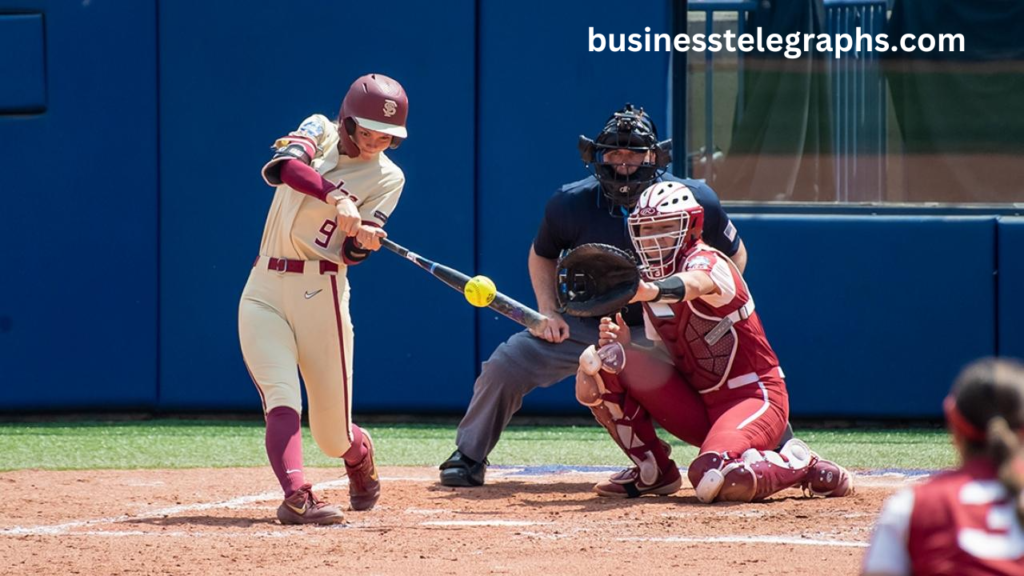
[[528, 246, 560, 313], [279, 159, 340, 203]]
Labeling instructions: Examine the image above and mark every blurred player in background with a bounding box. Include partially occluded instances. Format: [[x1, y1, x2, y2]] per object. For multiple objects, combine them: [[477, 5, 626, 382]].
[[238, 74, 408, 524], [862, 358, 1024, 575], [579, 181, 851, 502], [439, 105, 749, 486]]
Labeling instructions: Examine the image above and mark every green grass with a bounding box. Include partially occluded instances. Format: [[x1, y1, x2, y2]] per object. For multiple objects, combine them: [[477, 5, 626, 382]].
[[0, 419, 957, 472]]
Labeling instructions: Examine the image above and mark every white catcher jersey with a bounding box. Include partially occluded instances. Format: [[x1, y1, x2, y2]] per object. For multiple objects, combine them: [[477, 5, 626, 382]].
[[258, 114, 405, 262]]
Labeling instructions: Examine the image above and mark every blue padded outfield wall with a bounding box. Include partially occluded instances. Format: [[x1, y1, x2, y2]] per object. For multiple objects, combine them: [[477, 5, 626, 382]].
[[0, 0, 1019, 418], [0, 1, 158, 410], [999, 218, 1024, 362]]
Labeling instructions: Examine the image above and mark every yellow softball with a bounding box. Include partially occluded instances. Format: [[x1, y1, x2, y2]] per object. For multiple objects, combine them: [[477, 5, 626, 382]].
[[464, 275, 497, 308]]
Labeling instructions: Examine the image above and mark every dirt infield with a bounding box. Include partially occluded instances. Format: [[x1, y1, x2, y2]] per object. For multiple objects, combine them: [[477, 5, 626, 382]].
[[0, 466, 907, 576]]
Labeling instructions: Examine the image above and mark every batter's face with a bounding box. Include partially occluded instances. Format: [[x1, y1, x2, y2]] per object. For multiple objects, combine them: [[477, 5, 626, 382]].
[[603, 148, 654, 176], [352, 126, 394, 159]]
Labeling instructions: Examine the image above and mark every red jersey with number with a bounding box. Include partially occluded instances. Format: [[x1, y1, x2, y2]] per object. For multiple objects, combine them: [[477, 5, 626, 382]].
[[642, 243, 781, 393], [907, 458, 1024, 575]]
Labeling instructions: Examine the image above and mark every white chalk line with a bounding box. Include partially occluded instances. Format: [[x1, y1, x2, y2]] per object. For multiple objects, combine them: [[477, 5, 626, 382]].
[[0, 475, 428, 537], [32, 529, 308, 539], [422, 520, 552, 527], [0, 469, 901, 544], [618, 535, 869, 548]]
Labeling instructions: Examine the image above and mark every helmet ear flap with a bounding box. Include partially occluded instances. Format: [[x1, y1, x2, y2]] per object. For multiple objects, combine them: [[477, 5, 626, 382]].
[[654, 139, 673, 169], [343, 117, 358, 136], [578, 136, 597, 164]]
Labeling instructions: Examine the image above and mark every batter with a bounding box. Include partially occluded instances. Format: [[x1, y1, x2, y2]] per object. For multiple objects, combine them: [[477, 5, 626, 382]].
[[238, 73, 408, 525]]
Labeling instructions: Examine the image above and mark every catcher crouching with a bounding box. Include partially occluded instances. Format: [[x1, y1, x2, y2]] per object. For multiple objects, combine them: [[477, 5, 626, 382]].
[[564, 181, 854, 502]]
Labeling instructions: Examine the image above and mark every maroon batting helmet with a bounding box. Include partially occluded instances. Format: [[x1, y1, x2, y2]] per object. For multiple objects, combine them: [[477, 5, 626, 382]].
[[339, 73, 409, 157]]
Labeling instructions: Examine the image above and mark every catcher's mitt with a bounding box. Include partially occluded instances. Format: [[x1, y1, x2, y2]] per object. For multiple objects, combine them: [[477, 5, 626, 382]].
[[556, 243, 641, 318]]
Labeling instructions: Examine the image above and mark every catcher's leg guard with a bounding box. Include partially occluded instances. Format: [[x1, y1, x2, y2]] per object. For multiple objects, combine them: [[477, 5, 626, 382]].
[[576, 367, 677, 497], [802, 458, 854, 497], [689, 439, 818, 503], [740, 438, 817, 501], [688, 451, 748, 503]]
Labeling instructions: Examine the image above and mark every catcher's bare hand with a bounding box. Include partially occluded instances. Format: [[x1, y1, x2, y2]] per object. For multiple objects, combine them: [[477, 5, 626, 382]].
[[629, 281, 660, 304], [530, 309, 571, 343], [328, 194, 362, 236], [598, 312, 630, 347]]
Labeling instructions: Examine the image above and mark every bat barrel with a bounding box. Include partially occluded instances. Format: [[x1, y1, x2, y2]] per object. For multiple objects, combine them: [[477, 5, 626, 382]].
[[381, 237, 548, 332]]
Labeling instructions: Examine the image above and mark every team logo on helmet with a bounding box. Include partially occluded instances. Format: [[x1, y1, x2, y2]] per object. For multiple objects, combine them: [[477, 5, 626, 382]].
[[382, 100, 398, 117]]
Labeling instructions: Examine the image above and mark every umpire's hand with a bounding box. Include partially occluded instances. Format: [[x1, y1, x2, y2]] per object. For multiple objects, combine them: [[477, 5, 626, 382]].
[[531, 308, 570, 343]]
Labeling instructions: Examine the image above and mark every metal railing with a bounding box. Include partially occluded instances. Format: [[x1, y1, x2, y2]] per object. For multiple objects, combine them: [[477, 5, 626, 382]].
[[685, 0, 888, 201]]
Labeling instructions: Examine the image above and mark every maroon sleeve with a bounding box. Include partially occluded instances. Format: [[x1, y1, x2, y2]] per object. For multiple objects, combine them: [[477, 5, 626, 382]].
[[279, 159, 338, 203]]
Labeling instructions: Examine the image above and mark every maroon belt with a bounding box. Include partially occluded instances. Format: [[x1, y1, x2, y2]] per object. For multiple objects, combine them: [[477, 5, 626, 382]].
[[253, 256, 339, 275]]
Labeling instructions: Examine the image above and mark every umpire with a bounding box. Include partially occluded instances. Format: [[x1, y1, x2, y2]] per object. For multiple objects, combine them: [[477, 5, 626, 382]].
[[439, 104, 748, 486]]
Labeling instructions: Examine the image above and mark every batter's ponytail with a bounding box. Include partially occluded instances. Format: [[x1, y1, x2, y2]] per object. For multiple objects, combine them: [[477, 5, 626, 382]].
[[987, 416, 1024, 526]]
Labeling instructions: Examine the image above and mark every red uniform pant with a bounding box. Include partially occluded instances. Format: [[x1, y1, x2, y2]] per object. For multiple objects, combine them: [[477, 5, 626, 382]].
[[613, 348, 789, 456]]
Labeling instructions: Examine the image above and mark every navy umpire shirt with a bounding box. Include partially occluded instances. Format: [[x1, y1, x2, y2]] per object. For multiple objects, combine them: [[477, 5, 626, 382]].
[[533, 174, 741, 327]]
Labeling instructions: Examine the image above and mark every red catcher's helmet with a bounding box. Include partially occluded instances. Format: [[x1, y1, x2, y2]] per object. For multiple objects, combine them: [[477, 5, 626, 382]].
[[338, 73, 408, 157], [628, 181, 705, 280]]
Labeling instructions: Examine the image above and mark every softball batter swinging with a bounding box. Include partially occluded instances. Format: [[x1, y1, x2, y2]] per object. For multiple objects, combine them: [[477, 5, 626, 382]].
[[238, 73, 408, 525]]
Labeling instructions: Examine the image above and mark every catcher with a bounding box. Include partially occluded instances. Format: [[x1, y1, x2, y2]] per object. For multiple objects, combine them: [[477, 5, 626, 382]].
[[569, 181, 853, 501]]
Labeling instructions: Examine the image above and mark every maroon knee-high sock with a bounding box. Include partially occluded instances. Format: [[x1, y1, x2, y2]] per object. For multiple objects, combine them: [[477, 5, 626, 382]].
[[265, 407, 306, 497], [341, 424, 367, 465]]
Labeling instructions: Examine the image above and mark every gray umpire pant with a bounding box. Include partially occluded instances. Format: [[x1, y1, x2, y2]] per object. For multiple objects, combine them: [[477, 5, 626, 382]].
[[454, 315, 647, 463]]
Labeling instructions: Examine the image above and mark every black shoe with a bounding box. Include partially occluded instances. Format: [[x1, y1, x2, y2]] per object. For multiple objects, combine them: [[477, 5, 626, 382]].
[[439, 450, 488, 487]]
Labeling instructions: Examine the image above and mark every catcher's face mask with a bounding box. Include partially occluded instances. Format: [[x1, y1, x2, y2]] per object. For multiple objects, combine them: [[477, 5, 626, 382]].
[[628, 181, 706, 280], [630, 217, 689, 279]]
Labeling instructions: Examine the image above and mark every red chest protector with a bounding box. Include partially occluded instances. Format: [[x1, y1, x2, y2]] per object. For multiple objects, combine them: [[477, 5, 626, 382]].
[[643, 245, 779, 393]]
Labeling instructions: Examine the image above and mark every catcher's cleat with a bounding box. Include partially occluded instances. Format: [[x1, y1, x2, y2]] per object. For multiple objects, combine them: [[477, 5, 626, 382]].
[[276, 484, 345, 525], [802, 458, 854, 498], [594, 460, 682, 498], [346, 430, 381, 511], [439, 450, 488, 487]]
